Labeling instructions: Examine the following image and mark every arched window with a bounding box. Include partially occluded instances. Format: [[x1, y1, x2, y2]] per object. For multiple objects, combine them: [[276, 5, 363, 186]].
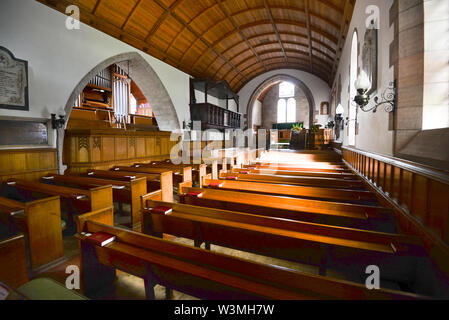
[[348, 30, 358, 146], [279, 82, 295, 98], [287, 98, 296, 122], [277, 99, 286, 123], [276, 82, 296, 124]]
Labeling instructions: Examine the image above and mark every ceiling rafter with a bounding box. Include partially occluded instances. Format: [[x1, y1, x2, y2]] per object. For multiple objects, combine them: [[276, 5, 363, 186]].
[[304, 0, 314, 71], [262, 0, 288, 63], [191, 18, 339, 71], [37, 0, 184, 69], [219, 31, 337, 59], [315, 0, 344, 14], [144, 0, 184, 43], [222, 41, 335, 69], [204, 34, 336, 80], [163, 2, 217, 56], [233, 53, 332, 79], [216, 0, 266, 72], [120, 0, 142, 30], [91, 0, 101, 15], [330, 0, 354, 85], [235, 65, 330, 91], [175, 4, 341, 61], [230, 57, 330, 83], [37, 0, 355, 92], [221, 48, 333, 82], [151, 0, 248, 82]]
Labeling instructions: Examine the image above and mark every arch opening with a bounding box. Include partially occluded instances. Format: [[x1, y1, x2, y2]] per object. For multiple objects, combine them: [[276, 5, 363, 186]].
[[246, 74, 316, 131], [64, 52, 180, 131], [57, 52, 180, 173]]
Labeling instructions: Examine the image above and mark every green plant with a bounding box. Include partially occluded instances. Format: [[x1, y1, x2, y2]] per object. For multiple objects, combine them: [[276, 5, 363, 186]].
[[291, 123, 303, 132]]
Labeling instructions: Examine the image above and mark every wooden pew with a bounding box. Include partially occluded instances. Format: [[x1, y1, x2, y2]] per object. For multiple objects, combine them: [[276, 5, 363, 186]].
[[0, 234, 29, 288], [257, 151, 343, 163], [84, 169, 173, 203], [166, 156, 221, 180], [179, 187, 394, 231], [142, 200, 426, 284], [0, 195, 63, 269], [0, 203, 26, 234], [232, 167, 357, 179], [3, 180, 112, 231], [140, 160, 207, 187], [114, 165, 188, 191], [76, 219, 423, 300], [245, 163, 353, 173], [216, 148, 241, 169], [202, 177, 378, 204], [42, 174, 146, 231], [253, 161, 348, 170], [218, 171, 365, 190]]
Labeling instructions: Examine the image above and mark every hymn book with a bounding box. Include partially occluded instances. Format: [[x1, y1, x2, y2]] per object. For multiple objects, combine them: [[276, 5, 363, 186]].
[[86, 232, 116, 247], [150, 206, 173, 215]]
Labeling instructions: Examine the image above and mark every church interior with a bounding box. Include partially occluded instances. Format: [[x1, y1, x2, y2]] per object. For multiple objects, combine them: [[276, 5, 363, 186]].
[[0, 0, 448, 301]]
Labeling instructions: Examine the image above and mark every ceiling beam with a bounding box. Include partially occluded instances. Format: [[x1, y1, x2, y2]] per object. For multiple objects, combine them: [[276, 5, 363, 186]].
[[120, 0, 142, 30], [203, 31, 337, 79], [233, 65, 330, 92], [227, 54, 333, 87], [222, 48, 333, 82], [262, 0, 288, 63], [192, 18, 339, 72], [225, 41, 335, 66], [37, 0, 186, 71], [92, 0, 102, 15], [144, 0, 184, 43], [216, 0, 266, 72], [219, 31, 337, 57], [304, 0, 313, 71], [330, 0, 355, 86], [163, 2, 217, 56], [151, 0, 248, 82]]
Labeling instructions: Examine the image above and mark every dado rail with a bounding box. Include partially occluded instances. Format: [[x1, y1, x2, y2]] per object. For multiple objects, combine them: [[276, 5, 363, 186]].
[[342, 146, 449, 296]]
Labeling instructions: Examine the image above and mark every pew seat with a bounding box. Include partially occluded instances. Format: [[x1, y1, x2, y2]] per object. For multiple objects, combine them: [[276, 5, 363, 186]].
[[179, 186, 395, 231], [142, 200, 427, 286], [76, 219, 424, 300], [202, 177, 378, 204]]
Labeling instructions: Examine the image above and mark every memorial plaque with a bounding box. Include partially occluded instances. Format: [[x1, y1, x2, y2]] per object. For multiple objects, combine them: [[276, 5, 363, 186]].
[[362, 26, 378, 96], [0, 120, 48, 146], [0, 47, 29, 111]]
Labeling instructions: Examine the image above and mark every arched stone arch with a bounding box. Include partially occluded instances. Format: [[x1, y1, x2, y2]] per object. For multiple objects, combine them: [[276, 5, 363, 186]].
[[246, 74, 316, 130], [57, 52, 180, 173], [64, 51, 180, 131]]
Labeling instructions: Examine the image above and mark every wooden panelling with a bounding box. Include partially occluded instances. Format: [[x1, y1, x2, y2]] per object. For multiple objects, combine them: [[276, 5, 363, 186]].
[[342, 146, 449, 278], [64, 128, 177, 173], [0, 148, 57, 183]]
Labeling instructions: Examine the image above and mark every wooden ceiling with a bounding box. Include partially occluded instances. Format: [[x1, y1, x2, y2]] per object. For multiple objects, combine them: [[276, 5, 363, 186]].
[[37, 0, 356, 92]]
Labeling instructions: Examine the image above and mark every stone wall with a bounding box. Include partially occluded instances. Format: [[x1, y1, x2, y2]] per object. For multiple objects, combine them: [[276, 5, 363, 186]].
[[261, 84, 310, 130]]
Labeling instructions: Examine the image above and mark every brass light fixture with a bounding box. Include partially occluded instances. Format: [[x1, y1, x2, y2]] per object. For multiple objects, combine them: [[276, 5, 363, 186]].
[[354, 71, 396, 113]]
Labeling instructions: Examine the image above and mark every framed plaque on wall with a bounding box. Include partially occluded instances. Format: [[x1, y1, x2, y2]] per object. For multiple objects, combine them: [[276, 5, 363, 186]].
[[0, 46, 29, 111], [362, 24, 378, 95]]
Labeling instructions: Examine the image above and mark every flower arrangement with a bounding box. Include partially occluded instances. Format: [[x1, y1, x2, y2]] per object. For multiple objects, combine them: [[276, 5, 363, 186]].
[[291, 123, 303, 132]]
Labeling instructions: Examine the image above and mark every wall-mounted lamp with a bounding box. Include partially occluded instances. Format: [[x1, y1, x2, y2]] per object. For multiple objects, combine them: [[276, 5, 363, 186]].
[[51, 113, 66, 129], [335, 104, 345, 128], [354, 71, 396, 113], [334, 104, 345, 140]]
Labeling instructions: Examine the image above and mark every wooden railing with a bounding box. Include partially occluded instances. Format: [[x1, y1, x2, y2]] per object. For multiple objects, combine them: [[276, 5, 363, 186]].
[[190, 103, 241, 130], [342, 146, 449, 279]]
